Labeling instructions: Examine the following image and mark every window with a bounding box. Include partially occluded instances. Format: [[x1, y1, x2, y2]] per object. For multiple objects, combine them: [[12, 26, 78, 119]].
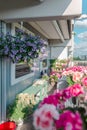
[[15, 63, 33, 78], [11, 23, 34, 85], [14, 26, 33, 78]]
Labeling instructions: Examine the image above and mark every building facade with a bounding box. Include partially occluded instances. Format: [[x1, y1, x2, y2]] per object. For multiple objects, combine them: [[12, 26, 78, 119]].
[[0, 0, 82, 122]]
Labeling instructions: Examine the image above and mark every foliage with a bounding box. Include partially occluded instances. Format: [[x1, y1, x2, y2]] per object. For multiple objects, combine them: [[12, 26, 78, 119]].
[[73, 56, 81, 61], [49, 74, 58, 83], [66, 76, 75, 86], [7, 93, 37, 122], [42, 75, 49, 81], [50, 59, 69, 73], [50, 59, 56, 68], [0, 30, 45, 63]]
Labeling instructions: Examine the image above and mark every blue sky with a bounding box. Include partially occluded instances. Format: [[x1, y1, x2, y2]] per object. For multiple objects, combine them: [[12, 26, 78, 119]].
[[82, 0, 87, 14], [74, 0, 87, 56]]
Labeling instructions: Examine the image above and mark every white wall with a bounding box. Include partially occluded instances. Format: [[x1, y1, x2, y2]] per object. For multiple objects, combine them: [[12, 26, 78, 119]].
[[51, 46, 68, 60], [50, 39, 74, 60]]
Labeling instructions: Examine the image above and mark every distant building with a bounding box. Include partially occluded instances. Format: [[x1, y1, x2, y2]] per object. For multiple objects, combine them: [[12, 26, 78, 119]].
[[80, 55, 87, 60]]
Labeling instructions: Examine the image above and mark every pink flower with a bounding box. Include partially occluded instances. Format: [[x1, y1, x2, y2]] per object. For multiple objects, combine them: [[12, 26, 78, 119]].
[[55, 89, 71, 101], [68, 84, 84, 97], [50, 71, 61, 78], [57, 102, 65, 110], [72, 72, 83, 83], [55, 110, 83, 130], [62, 70, 68, 76], [53, 89, 59, 94], [62, 88, 72, 99], [82, 77, 87, 86], [39, 94, 58, 107], [56, 73, 61, 78], [84, 94, 87, 101], [33, 104, 59, 130]]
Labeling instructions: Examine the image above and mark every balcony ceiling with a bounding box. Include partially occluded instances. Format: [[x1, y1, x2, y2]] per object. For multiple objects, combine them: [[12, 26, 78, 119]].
[[26, 20, 71, 42]]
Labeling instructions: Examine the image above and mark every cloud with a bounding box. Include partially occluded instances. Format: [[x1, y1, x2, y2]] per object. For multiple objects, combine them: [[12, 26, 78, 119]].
[[76, 14, 87, 19], [74, 47, 87, 56], [74, 41, 87, 56], [74, 42, 87, 56], [74, 41, 87, 48], [77, 32, 87, 40], [75, 19, 87, 28]]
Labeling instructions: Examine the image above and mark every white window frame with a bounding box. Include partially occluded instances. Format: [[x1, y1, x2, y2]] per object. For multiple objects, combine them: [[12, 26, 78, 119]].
[[11, 23, 34, 85]]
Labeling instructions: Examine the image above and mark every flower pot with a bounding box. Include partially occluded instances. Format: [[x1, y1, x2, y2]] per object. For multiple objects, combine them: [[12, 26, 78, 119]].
[[0, 121, 16, 130]]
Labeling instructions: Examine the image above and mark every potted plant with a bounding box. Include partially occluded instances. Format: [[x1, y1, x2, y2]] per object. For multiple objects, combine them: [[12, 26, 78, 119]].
[[7, 93, 35, 126], [0, 29, 45, 63]]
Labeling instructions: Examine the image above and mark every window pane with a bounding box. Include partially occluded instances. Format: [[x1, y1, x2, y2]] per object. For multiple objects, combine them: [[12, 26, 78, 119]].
[[15, 63, 33, 78]]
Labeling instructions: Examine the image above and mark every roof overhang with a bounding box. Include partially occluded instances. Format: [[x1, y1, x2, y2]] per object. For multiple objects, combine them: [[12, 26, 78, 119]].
[[23, 20, 72, 42], [0, 0, 82, 22]]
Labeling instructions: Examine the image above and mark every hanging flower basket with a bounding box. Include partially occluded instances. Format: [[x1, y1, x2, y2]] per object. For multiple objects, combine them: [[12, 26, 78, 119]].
[[0, 121, 16, 130], [0, 29, 45, 63]]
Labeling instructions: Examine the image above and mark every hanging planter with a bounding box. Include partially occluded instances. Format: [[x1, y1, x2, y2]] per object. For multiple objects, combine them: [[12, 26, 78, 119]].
[[0, 30, 45, 63]]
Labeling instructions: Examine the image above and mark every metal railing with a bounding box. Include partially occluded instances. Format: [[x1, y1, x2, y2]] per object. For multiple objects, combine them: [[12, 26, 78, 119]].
[[74, 61, 87, 66]]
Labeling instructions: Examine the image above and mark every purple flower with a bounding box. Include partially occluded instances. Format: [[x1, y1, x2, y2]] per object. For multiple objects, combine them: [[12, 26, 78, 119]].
[[4, 45, 9, 55], [12, 43, 16, 48], [26, 42, 32, 46], [20, 48, 26, 53], [11, 50, 18, 55], [0, 31, 45, 63], [15, 38, 21, 43]]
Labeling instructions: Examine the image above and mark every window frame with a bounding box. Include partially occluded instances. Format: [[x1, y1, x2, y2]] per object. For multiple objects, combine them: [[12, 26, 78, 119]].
[[11, 23, 34, 85]]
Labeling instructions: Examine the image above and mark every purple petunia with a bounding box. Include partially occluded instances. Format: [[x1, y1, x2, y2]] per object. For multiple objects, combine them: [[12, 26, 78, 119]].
[[0, 30, 45, 63]]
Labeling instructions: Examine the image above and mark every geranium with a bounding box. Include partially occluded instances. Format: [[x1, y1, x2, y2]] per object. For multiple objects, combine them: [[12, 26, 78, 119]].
[[82, 77, 87, 87], [33, 104, 83, 130], [67, 84, 84, 97], [62, 88, 71, 99], [0, 30, 45, 63], [33, 65, 87, 130], [49, 72, 60, 85], [33, 104, 59, 130], [33, 85, 85, 130], [62, 70, 74, 76], [39, 89, 72, 110], [55, 110, 83, 130], [39, 94, 59, 107], [72, 72, 83, 83], [62, 66, 86, 86]]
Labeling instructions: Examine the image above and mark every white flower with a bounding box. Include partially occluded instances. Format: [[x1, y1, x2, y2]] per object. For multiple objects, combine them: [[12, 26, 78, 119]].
[[33, 104, 59, 130]]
